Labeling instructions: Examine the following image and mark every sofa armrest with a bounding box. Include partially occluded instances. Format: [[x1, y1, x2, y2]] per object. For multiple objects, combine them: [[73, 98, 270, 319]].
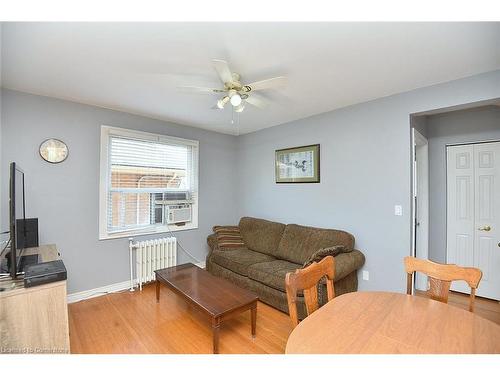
[[333, 249, 366, 281], [207, 233, 219, 259]]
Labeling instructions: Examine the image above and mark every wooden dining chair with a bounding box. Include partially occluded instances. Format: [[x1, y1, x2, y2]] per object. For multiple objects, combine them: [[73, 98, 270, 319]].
[[285, 256, 335, 328], [404, 256, 482, 312]]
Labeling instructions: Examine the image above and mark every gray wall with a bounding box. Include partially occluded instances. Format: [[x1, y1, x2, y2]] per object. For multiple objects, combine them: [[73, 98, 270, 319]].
[[427, 105, 500, 263], [237, 70, 500, 293], [0, 89, 239, 293]]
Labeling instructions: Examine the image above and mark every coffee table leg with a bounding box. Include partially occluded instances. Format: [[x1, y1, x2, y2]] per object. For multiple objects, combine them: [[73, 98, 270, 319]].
[[212, 317, 220, 354], [251, 303, 257, 338], [156, 280, 160, 303]]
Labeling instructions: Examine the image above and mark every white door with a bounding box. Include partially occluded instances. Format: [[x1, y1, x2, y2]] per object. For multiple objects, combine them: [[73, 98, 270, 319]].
[[446, 142, 500, 300]]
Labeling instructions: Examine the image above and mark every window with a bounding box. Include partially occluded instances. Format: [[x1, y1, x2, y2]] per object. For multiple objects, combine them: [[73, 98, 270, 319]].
[[99, 126, 199, 239]]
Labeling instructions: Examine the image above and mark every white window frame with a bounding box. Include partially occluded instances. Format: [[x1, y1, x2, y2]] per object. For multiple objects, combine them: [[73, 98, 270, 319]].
[[99, 125, 199, 240]]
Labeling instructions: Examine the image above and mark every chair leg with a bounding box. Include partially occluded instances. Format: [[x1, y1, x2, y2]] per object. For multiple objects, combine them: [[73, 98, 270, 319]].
[[469, 288, 476, 313], [406, 273, 413, 295]]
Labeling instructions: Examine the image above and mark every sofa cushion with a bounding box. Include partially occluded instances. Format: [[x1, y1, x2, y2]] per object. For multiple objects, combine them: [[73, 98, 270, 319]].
[[239, 217, 286, 257], [210, 248, 275, 277], [276, 224, 355, 265], [247, 260, 302, 294]]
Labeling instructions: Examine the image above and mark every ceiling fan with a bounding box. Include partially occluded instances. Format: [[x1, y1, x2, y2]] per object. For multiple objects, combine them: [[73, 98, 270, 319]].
[[179, 59, 287, 113]]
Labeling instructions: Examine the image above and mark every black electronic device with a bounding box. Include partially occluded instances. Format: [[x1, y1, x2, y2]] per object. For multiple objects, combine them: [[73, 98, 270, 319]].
[[16, 218, 39, 249], [23, 260, 67, 288]]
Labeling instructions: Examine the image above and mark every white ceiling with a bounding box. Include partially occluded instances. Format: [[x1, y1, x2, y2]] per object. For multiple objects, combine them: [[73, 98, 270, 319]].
[[2, 22, 499, 135]]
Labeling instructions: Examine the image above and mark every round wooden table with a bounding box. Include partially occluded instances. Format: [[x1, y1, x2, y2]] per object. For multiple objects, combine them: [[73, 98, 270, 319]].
[[285, 291, 500, 354]]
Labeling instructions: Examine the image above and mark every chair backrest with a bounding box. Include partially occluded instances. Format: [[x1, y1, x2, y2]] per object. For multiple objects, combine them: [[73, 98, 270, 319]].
[[285, 256, 335, 328], [404, 256, 482, 312]]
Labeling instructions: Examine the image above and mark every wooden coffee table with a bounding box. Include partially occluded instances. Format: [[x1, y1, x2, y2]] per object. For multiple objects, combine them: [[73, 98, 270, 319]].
[[155, 263, 258, 354]]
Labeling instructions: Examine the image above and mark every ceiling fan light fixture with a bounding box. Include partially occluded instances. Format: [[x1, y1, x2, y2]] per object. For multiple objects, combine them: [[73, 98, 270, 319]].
[[183, 60, 285, 117], [230, 93, 242, 107], [217, 96, 229, 109]]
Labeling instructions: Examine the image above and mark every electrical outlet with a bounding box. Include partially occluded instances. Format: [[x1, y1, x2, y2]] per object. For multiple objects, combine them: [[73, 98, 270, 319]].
[[394, 205, 403, 216], [362, 270, 369, 281]]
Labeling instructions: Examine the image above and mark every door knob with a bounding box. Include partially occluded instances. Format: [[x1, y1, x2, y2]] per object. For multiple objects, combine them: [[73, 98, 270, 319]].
[[478, 225, 491, 231]]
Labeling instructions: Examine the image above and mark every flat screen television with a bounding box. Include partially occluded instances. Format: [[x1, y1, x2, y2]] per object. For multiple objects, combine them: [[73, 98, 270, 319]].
[[0, 163, 39, 279], [9, 162, 27, 278]]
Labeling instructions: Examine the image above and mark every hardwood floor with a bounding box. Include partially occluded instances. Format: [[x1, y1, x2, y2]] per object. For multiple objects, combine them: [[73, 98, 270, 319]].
[[68, 284, 499, 354], [416, 290, 500, 325], [68, 283, 293, 354]]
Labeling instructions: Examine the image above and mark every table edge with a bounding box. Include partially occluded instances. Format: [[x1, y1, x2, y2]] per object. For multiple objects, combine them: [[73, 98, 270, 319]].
[[285, 291, 500, 354], [155, 269, 258, 318]]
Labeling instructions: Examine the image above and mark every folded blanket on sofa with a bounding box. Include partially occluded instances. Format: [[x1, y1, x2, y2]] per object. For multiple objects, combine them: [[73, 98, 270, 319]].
[[213, 225, 246, 250], [303, 245, 353, 268]]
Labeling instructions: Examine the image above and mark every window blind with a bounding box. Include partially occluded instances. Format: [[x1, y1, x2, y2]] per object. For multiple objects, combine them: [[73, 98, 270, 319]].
[[106, 135, 196, 233]]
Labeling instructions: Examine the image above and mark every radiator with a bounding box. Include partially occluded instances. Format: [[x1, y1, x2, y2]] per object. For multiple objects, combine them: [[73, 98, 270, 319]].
[[129, 237, 177, 291]]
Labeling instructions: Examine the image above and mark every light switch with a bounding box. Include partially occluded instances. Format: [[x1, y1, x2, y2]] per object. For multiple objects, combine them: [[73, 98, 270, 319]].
[[394, 205, 403, 216], [362, 270, 369, 281]]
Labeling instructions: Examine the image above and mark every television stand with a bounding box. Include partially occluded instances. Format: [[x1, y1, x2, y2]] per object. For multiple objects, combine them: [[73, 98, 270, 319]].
[[0, 244, 69, 354]]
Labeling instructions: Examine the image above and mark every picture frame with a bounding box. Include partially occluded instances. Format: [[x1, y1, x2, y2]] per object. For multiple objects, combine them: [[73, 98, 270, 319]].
[[275, 144, 320, 183]]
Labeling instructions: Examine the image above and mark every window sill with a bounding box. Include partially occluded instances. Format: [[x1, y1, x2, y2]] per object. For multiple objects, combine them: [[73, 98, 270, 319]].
[[99, 223, 198, 241]]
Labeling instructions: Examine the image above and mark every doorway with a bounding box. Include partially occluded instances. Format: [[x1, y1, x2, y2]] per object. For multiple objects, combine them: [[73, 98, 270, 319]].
[[410, 104, 500, 301]]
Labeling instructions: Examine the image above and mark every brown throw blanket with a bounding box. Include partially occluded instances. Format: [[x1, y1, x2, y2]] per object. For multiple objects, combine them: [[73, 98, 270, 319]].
[[303, 245, 353, 268]]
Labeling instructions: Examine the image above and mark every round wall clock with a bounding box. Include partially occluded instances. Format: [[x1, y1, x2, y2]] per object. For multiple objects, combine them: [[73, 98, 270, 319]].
[[39, 138, 69, 164]]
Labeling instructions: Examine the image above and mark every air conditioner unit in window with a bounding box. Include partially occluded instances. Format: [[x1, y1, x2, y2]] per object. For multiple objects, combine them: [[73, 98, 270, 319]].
[[155, 191, 193, 225], [166, 204, 192, 224]]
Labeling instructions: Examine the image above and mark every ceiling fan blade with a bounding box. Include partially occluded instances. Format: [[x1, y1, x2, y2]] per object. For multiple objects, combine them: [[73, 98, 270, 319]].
[[245, 93, 269, 108], [178, 86, 225, 94], [246, 76, 287, 91], [212, 59, 234, 84], [210, 104, 223, 110]]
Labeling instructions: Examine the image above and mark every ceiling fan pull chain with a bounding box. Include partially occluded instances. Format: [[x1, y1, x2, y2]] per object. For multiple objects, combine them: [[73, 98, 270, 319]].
[[236, 112, 240, 136]]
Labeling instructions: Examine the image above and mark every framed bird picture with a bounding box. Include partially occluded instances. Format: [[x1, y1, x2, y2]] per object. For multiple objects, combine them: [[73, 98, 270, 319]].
[[275, 144, 320, 183]]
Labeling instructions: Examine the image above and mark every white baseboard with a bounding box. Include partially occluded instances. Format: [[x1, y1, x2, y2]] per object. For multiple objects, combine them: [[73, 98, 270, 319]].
[[67, 280, 133, 304], [67, 262, 206, 304]]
